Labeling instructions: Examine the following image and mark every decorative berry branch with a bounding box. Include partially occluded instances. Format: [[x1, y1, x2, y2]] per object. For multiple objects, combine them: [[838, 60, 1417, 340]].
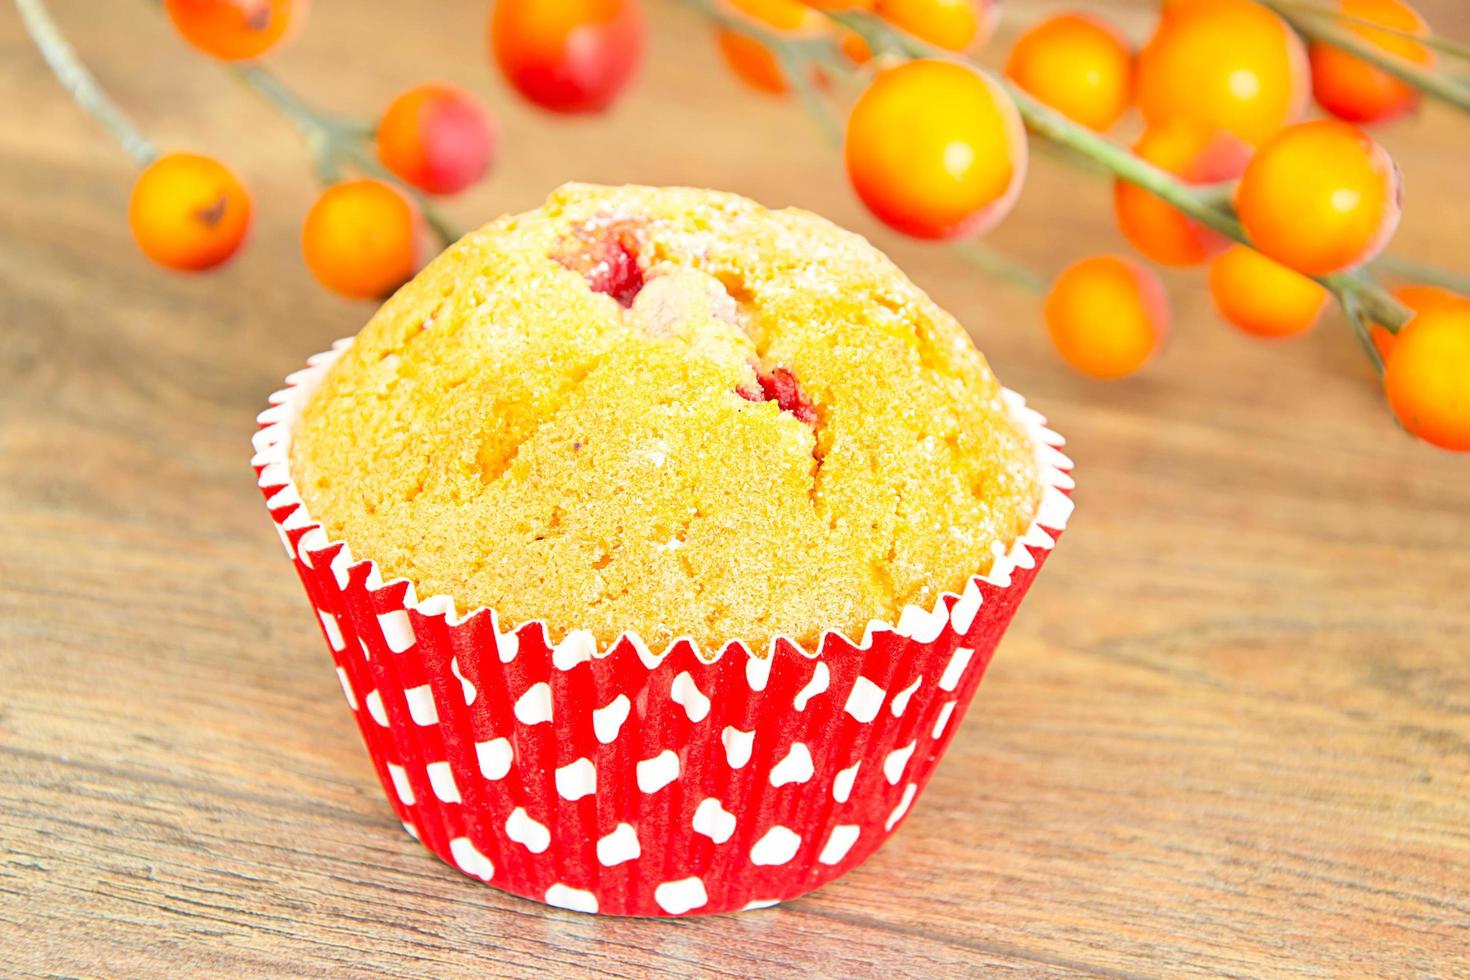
[[819, 7, 1414, 334], [226, 62, 462, 246]]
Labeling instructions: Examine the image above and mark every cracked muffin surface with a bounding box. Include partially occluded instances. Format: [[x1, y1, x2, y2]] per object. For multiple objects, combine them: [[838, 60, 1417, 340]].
[[290, 183, 1040, 654]]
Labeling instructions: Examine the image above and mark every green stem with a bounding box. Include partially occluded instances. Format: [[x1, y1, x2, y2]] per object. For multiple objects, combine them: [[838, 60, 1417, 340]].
[[779, 46, 842, 143], [1371, 253, 1470, 294], [227, 63, 460, 246], [15, 0, 157, 164], [1258, 0, 1470, 113], [952, 241, 1050, 294], [1339, 292, 1385, 375], [1265, 0, 1470, 64]]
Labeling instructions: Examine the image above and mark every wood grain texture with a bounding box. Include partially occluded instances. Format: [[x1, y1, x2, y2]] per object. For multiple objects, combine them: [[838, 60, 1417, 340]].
[[2, 1, 1468, 976]]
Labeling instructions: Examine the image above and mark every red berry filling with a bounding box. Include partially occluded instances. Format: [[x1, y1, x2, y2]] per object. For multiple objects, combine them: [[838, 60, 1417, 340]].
[[738, 367, 817, 424], [555, 222, 645, 307]]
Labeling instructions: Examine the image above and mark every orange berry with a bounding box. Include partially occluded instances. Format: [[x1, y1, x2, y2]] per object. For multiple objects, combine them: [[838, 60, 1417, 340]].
[[1383, 299, 1470, 450], [302, 179, 423, 299], [1208, 246, 1328, 338], [1114, 122, 1252, 267], [874, 0, 996, 52], [717, 31, 789, 94], [715, 0, 824, 95], [1311, 0, 1433, 124], [845, 59, 1026, 240], [1372, 284, 1460, 362], [838, 29, 873, 66], [489, 0, 643, 114], [129, 152, 251, 272], [1136, 0, 1308, 145], [1235, 119, 1400, 276], [1005, 13, 1133, 132], [376, 83, 497, 196], [729, 0, 814, 30], [1394, 284, 1459, 312], [163, 0, 301, 60], [1045, 255, 1170, 379]]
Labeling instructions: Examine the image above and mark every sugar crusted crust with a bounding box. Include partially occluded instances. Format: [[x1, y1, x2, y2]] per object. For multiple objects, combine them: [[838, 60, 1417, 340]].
[[291, 184, 1040, 653]]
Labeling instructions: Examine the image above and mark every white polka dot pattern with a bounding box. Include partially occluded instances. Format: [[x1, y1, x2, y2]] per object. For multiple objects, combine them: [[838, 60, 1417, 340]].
[[377, 610, 414, 653], [514, 682, 553, 725], [670, 671, 711, 723], [592, 694, 631, 743], [950, 582, 983, 634], [819, 825, 860, 865], [506, 807, 551, 853], [896, 603, 948, 643], [886, 783, 918, 831], [692, 798, 737, 844], [793, 662, 830, 711], [750, 826, 802, 866], [427, 762, 461, 804], [744, 654, 773, 692], [552, 629, 596, 670], [769, 743, 814, 787], [404, 685, 438, 726], [495, 628, 519, 663], [318, 610, 344, 651], [655, 878, 708, 915], [387, 763, 414, 806], [637, 751, 680, 793], [843, 677, 885, 723], [889, 677, 920, 717], [555, 758, 597, 801], [449, 657, 477, 705], [476, 738, 513, 780], [365, 689, 388, 727], [932, 702, 957, 740], [450, 837, 494, 881], [722, 727, 755, 770], [335, 667, 357, 710], [939, 647, 975, 692], [545, 884, 598, 914], [257, 349, 1071, 918], [597, 824, 640, 867], [883, 742, 916, 785]]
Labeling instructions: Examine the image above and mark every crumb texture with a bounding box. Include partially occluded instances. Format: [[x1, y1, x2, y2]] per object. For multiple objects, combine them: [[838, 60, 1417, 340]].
[[291, 183, 1040, 653]]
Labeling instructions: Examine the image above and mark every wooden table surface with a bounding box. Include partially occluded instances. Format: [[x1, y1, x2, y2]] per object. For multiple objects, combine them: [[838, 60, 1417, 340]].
[[3, 1, 1468, 976]]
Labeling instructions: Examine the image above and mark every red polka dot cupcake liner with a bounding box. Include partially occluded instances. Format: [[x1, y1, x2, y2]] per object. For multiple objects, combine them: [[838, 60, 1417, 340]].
[[252, 341, 1074, 917]]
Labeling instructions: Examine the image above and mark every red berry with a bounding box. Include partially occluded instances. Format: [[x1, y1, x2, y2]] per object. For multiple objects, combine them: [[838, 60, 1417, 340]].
[[377, 83, 497, 196], [489, 0, 644, 114], [556, 223, 645, 306], [739, 368, 818, 423]]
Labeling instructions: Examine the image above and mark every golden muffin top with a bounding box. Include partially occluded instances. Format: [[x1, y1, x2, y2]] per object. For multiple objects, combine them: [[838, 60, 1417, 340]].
[[290, 184, 1039, 654]]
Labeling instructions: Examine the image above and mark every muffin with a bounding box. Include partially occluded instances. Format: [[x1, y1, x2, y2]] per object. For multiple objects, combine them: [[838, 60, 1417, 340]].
[[290, 183, 1040, 653], [255, 184, 1072, 916]]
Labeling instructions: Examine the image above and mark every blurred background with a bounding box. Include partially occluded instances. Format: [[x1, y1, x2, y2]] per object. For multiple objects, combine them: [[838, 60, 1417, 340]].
[[3, 0, 1468, 975]]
